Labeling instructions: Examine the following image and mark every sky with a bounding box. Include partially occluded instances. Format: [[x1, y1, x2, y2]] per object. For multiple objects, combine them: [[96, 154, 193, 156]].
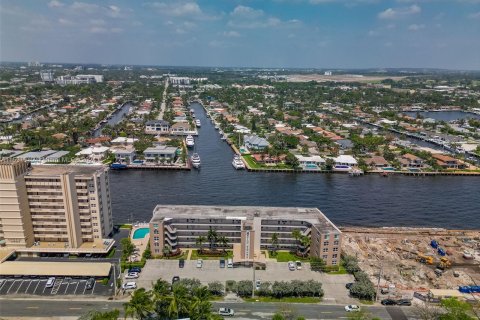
[[0, 0, 479, 70]]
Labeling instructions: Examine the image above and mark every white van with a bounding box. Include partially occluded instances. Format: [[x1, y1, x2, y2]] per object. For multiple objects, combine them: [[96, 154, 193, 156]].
[[227, 258, 233, 268], [46, 277, 56, 288]]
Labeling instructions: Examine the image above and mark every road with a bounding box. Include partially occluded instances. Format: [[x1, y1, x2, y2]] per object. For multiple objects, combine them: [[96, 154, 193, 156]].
[[0, 299, 412, 319], [157, 79, 169, 120]]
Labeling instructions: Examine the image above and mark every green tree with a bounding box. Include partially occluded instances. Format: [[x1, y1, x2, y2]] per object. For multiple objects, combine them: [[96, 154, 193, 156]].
[[217, 235, 229, 251], [271, 233, 279, 255], [78, 310, 120, 320], [121, 238, 135, 261], [310, 257, 326, 272], [166, 285, 189, 319], [291, 229, 302, 254], [196, 235, 207, 253], [123, 288, 153, 320], [439, 297, 475, 320], [207, 228, 218, 250]]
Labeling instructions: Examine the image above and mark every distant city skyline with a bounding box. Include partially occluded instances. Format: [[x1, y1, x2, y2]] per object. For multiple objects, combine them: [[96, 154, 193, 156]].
[[1, 0, 479, 70]]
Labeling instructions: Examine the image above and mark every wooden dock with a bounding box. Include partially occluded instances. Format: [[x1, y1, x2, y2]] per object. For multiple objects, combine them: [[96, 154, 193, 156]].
[[126, 165, 190, 171]]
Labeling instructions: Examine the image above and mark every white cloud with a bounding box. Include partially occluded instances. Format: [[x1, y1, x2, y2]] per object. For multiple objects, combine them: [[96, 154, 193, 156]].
[[468, 11, 480, 19], [150, 2, 202, 17], [408, 23, 425, 31], [48, 0, 64, 8], [378, 4, 421, 19], [89, 26, 123, 34], [58, 18, 74, 26], [71, 2, 99, 14], [228, 5, 295, 29], [90, 19, 106, 26], [222, 30, 241, 37], [231, 5, 264, 19]]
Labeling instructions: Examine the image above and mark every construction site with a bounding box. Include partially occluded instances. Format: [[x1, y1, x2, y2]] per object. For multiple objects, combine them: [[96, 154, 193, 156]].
[[341, 227, 480, 298]]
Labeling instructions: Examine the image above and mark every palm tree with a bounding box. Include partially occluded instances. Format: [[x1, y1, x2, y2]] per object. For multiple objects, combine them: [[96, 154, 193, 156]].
[[217, 236, 229, 252], [291, 229, 302, 255], [271, 233, 279, 256], [300, 235, 311, 257], [123, 288, 153, 320], [195, 235, 207, 254], [152, 279, 170, 298], [207, 228, 218, 251], [166, 285, 189, 319]]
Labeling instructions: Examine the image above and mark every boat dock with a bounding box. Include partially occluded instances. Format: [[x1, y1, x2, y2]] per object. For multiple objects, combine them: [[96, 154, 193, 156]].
[[123, 164, 191, 171]]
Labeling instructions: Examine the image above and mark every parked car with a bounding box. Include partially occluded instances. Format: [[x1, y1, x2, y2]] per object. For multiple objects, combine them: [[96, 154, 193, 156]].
[[196, 259, 203, 268], [125, 272, 139, 279], [255, 280, 261, 291], [129, 267, 142, 273], [86, 278, 95, 290], [396, 299, 412, 306], [172, 276, 180, 285], [381, 288, 390, 294], [345, 305, 360, 312], [345, 283, 354, 289], [219, 259, 225, 268], [46, 277, 55, 288], [288, 261, 296, 271], [227, 258, 233, 268], [179, 259, 185, 268], [295, 261, 302, 270], [122, 282, 137, 290], [381, 299, 397, 305], [218, 308, 235, 316]]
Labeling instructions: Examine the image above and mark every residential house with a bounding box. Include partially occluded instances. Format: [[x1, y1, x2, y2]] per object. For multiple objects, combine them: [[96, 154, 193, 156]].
[[251, 154, 285, 166], [76, 146, 110, 162], [400, 153, 424, 168], [244, 135, 269, 151], [144, 146, 178, 163], [432, 154, 465, 169], [170, 122, 191, 135], [111, 146, 136, 164], [295, 155, 325, 169], [364, 156, 390, 169], [111, 137, 138, 145], [145, 120, 170, 135], [333, 155, 358, 167]]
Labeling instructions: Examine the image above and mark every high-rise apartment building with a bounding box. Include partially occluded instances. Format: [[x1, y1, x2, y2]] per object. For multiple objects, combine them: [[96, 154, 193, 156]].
[[0, 159, 114, 254], [149, 205, 342, 266]]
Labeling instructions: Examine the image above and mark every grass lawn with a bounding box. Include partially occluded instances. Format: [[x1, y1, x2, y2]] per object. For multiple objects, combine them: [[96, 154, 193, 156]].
[[190, 249, 233, 260], [271, 251, 310, 262], [242, 155, 261, 169], [117, 224, 132, 230], [244, 296, 321, 303], [360, 299, 375, 305], [326, 265, 348, 275]]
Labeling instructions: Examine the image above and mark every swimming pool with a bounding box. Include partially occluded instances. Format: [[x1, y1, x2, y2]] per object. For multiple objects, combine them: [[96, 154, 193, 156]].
[[132, 227, 149, 239]]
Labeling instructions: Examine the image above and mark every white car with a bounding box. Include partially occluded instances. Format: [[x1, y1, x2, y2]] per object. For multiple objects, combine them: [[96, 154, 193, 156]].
[[125, 272, 139, 279], [345, 305, 360, 312], [122, 282, 137, 290], [296, 261, 302, 270], [46, 277, 56, 288], [288, 261, 296, 271], [196, 259, 203, 268], [218, 308, 235, 316]]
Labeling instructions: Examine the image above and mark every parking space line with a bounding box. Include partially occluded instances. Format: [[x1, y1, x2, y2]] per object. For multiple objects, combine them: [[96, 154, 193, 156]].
[[82, 281, 87, 295], [73, 280, 81, 294], [33, 280, 41, 294], [6, 280, 18, 294], [90, 280, 96, 295], [64, 280, 71, 294], [16, 279, 29, 294], [25, 279, 35, 293], [0, 280, 7, 291]]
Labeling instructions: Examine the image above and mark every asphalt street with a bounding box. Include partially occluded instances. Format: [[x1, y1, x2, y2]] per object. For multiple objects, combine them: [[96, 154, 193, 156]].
[[0, 298, 413, 319]]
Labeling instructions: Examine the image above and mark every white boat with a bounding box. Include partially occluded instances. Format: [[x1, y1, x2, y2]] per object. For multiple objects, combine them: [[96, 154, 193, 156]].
[[214, 124, 219, 130], [221, 135, 227, 141], [232, 155, 245, 170], [191, 153, 201, 169], [186, 135, 195, 148], [190, 108, 194, 113], [195, 119, 201, 127]]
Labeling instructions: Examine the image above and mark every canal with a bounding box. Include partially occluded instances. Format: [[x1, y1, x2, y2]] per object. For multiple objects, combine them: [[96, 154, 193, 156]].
[[92, 102, 132, 137], [109, 103, 480, 229]]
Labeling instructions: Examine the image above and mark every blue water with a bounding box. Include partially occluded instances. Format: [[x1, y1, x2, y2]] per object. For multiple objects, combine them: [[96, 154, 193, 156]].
[[109, 103, 480, 230], [132, 228, 149, 239]]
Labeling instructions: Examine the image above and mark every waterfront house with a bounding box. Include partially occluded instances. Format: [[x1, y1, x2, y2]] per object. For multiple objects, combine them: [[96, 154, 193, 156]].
[[400, 153, 424, 168], [76, 146, 110, 162], [251, 154, 285, 165], [143, 145, 178, 163], [111, 137, 138, 145], [432, 154, 465, 169], [145, 120, 170, 135], [170, 122, 191, 135], [111, 146, 136, 164], [295, 155, 325, 169], [244, 135, 269, 151], [364, 156, 390, 169], [333, 155, 358, 167]]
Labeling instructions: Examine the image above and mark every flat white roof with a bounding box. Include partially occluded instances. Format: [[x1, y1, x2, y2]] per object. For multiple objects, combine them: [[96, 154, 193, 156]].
[[0, 261, 111, 277]]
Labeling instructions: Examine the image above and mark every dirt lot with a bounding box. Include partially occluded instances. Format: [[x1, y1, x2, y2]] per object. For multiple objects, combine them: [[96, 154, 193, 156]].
[[286, 74, 406, 83], [341, 227, 480, 297]]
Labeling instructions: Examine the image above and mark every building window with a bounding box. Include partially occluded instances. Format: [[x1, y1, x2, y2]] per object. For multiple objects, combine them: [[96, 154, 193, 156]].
[[154, 242, 159, 247], [154, 229, 159, 234], [332, 260, 337, 265], [323, 248, 328, 253], [322, 255, 328, 260], [334, 234, 339, 239], [154, 249, 159, 253], [154, 236, 159, 241], [333, 247, 338, 252], [324, 234, 329, 240], [334, 240, 339, 246], [333, 254, 338, 259], [323, 241, 329, 246]]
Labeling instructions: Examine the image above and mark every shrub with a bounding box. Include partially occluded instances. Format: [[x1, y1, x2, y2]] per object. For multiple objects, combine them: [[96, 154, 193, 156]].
[[208, 281, 225, 296], [226, 280, 236, 292], [235, 280, 253, 297]]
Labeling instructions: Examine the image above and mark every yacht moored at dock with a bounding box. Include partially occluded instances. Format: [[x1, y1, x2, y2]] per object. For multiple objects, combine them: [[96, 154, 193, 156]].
[[195, 119, 201, 127], [232, 155, 245, 170], [186, 135, 195, 148], [191, 153, 201, 169]]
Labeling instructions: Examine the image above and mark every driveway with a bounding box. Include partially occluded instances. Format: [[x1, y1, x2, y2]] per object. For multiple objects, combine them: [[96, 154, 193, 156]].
[[135, 260, 356, 304]]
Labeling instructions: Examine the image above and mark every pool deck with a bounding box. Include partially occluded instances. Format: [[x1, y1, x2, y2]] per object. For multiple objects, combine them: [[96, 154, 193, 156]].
[[130, 224, 150, 262]]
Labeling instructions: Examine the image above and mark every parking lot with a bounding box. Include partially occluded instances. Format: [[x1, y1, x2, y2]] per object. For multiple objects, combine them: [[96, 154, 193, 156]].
[[0, 277, 113, 296], [136, 260, 356, 304]]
